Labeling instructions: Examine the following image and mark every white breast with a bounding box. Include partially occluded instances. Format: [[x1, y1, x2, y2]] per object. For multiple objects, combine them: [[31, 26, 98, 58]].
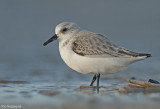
[[58, 41, 133, 75]]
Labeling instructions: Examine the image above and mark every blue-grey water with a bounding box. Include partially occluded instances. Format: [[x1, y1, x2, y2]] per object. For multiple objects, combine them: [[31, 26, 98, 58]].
[[0, 0, 160, 109]]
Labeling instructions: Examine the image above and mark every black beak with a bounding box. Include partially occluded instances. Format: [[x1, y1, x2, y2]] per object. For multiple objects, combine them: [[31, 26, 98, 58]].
[[43, 34, 58, 46]]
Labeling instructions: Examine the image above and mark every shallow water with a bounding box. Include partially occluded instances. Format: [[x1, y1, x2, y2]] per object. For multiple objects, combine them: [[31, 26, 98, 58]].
[[1, 79, 160, 109], [0, 0, 160, 109]]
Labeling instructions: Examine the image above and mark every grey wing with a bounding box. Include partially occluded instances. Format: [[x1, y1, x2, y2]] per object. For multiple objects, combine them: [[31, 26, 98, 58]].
[[72, 32, 142, 58]]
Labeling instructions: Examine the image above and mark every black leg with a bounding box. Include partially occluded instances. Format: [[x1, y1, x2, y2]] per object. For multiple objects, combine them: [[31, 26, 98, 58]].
[[90, 74, 97, 86], [97, 74, 100, 90]]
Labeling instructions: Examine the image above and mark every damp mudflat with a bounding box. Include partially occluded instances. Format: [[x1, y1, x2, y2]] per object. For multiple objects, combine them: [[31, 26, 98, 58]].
[[1, 0, 160, 109], [0, 73, 160, 109]]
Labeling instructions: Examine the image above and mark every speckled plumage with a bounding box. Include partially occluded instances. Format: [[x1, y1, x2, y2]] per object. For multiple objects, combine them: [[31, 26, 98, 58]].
[[43, 22, 151, 89], [72, 31, 145, 58]]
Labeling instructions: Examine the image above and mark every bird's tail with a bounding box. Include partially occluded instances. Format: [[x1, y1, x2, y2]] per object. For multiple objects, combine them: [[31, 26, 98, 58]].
[[137, 53, 151, 58], [128, 53, 151, 64]]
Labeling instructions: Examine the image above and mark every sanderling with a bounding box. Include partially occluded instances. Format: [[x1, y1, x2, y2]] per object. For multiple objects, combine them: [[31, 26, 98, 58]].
[[43, 22, 151, 89]]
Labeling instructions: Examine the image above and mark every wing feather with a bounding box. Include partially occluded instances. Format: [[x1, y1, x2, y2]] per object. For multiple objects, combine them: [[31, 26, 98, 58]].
[[72, 31, 140, 58]]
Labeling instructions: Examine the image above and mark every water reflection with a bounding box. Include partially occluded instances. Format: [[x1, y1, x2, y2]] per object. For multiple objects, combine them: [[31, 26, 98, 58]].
[[0, 0, 160, 108], [0, 79, 160, 108]]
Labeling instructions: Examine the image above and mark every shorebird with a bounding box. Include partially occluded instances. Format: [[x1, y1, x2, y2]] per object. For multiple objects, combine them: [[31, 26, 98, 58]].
[[43, 22, 151, 90]]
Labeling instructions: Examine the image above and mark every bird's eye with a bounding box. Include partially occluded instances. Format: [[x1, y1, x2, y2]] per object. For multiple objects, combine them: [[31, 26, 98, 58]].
[[62, 28, 67, 32]]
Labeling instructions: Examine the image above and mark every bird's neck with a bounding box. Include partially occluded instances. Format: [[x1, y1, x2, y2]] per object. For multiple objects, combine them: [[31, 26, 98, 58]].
[[59, 36, 74, 50]]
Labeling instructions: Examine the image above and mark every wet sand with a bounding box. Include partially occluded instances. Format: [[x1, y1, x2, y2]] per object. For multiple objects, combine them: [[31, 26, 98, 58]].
[[1, 0, 160, 109], [1, 78, 160, 109]]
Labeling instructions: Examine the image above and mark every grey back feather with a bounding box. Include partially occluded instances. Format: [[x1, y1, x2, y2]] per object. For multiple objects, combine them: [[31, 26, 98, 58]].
[[72, 31, 140, 58]]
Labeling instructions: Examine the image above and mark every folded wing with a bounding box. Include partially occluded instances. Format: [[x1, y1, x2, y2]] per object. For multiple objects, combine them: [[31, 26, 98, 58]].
[[72, 31, 151, 58]]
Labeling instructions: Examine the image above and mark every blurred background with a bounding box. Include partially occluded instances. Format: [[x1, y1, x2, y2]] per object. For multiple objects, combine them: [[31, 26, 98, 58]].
[[0, 0, 159, 81], [0, 0, 160, 108]]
